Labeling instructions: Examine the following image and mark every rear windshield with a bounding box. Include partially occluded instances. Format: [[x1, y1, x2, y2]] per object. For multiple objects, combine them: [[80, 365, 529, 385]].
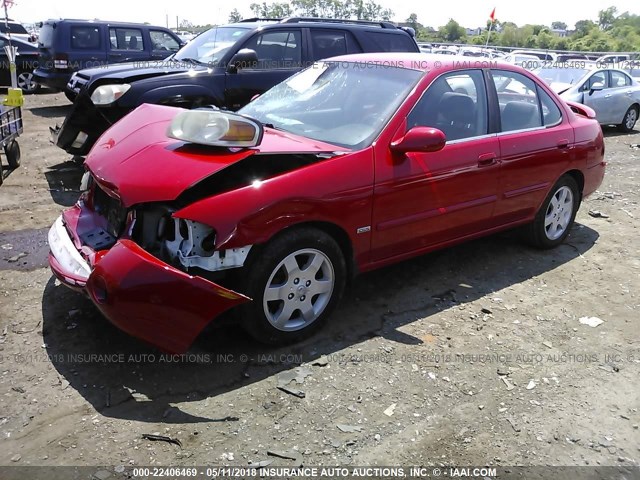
[[38, 24, 54, 48], [0, 22, 28, 35]]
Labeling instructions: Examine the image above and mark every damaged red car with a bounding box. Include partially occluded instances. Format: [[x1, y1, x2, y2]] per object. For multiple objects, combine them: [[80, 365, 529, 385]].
[[48, 53, 606, 353]]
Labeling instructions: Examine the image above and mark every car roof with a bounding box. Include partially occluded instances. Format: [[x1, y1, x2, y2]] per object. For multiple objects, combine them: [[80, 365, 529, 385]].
[[227, 17, 407, 33], [42, 19, 171, 28], [324, 52, 512, 72]]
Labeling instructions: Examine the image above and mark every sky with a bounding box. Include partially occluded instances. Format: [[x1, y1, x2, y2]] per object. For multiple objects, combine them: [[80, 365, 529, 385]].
[[7, 0, 640, 30]]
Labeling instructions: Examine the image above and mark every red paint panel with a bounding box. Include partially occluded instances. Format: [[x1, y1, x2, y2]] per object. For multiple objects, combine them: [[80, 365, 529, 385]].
[[86, 240, 250, 353]]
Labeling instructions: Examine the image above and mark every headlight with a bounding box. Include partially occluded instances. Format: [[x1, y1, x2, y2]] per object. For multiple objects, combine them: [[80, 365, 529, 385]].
[[167, 110, 263, 147], [90, 84, 131, 105]]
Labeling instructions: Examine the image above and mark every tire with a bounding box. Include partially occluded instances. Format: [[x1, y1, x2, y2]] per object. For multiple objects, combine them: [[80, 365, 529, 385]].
[[0, 159, 4, 186], [4, 141, 20, 169], [236, 228, 347, 345], [17, 71, 40, 94], [523, 175, 580, 249], [64, 91, 76, 103], [618, 105, 638, 133]]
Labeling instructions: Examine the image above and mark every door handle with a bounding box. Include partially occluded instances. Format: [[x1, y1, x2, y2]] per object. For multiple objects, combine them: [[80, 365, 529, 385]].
[[604, 94, 612, 98], [478, 153, 497, 166], [557, 139, 570, 149]]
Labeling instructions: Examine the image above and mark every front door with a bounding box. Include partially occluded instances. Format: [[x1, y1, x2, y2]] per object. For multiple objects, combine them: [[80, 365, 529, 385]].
[[371, 69, 500, 261]]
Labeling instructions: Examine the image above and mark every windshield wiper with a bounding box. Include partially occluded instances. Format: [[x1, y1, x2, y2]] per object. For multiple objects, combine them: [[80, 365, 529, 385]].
[[177, 57, 206, 66]]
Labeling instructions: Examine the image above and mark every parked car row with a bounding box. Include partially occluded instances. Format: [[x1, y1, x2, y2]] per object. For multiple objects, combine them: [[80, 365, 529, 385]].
[[47, 51, 607, 352]]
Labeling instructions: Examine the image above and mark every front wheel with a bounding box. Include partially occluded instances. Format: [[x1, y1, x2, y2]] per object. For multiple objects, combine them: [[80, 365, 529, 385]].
[[17, 71, 40, 94], [618, 105, 638, 133], [523, 175, 580, 249], [236, 228, 346, 345]]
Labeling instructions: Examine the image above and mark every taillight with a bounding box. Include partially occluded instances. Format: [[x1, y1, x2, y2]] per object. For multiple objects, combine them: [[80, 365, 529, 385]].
[[54, 53, 69, 70]]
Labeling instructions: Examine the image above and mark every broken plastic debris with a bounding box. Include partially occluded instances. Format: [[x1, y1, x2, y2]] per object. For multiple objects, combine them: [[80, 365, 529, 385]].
[[337, 424, 362, 433], [501, 377, 515, 391], [579, 316, 604, 328], [277, 385, 305, 398], [383, 403, 397, 416], [141, 433, 182, 448], [588, 210, 609, 219]]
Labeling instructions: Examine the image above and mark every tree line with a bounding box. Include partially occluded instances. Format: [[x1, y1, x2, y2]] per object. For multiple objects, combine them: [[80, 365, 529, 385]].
[[408, 6, 639, 52], [203, 4, 638, 52]]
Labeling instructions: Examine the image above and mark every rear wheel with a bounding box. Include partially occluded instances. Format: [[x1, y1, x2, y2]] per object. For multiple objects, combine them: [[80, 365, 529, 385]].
[[618, 105, 638, 133], [236, 228, 346, 345], [64, 91, 76, 103], [4, 141, 20, 169], [523, 175, 580, 249], [0, 158, 4, 186]]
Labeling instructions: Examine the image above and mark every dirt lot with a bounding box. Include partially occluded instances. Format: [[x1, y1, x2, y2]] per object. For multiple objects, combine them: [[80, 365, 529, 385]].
[[0, 92, 639, 474]]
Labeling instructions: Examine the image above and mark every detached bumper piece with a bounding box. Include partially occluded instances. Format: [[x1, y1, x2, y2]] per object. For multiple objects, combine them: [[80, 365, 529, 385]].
[[49, 215, 250, 353]]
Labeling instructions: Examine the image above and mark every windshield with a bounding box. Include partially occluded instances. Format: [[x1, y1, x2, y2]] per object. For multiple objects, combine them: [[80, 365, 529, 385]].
[[534, 68, 589, 86], [174, 26, 250, 65], [239, 61, 423, 149]]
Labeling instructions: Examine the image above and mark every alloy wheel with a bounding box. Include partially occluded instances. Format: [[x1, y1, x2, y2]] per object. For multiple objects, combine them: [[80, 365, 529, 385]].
[[544, 186, 574, 240], [263, 248, 335, 331]]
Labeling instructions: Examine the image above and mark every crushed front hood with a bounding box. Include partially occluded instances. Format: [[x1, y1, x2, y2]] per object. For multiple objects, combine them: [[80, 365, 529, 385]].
[[85, 104, 343, 207]]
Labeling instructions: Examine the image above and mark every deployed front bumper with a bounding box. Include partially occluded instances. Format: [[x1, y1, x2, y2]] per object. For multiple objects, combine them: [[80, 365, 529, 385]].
[[48, 212, 250, 353]]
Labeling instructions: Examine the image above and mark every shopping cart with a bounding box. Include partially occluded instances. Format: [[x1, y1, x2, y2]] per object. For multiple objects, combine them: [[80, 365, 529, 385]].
[[0, 105, 22, 186]]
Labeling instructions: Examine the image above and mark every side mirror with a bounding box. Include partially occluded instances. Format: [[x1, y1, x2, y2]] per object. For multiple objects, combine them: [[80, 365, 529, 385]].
[[589, 82, 604, 94], [390, 127, 446, 154], [227, 49, 258, 73]]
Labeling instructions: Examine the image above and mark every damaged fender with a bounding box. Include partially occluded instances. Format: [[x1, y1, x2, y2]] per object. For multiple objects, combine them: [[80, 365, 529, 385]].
[[86, 239, 250, 353]]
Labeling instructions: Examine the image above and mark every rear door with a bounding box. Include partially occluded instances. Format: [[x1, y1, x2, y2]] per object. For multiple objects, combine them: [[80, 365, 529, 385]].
[[107, 26, 149, 64], [490, 69, 574, 223], [608, 70, 634, 123], [224, 28, 305, 110], [371, 69, 500, 261], [68, 24, 107, 70], [308, 29, 362, 62]]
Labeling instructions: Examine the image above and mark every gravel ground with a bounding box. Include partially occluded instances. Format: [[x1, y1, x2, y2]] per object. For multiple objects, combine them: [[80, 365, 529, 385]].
[[0, 92, 639, 473]]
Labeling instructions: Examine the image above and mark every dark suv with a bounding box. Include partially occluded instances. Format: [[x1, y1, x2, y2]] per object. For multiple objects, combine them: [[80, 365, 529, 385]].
[[33, 19, 184, 92], [52, 17, 419, 156]]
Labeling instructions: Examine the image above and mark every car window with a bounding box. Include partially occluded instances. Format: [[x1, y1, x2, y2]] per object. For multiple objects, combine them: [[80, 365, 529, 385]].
[[150, 30, 180, 52], [71, 26, 101, 50], [109, 28, 144, 51], [243, 30, 302, 69], [582, 71, 608, 91], [491, 70, 542, 132], [537, 86, 562, 126], [0, 23, 28, 35], [366, 32, 415, 52], [408, 69, 488, 142], [310, 30, 361, 61], [610, 71, 631, 88]]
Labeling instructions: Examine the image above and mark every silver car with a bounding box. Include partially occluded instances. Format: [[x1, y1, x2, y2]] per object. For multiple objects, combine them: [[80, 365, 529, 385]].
[[543, 68, 640, 132]]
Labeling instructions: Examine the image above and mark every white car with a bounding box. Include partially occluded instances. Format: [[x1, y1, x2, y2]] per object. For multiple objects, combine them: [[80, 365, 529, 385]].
[[557, 68, 640, 132], [504, 53, 541, 70]]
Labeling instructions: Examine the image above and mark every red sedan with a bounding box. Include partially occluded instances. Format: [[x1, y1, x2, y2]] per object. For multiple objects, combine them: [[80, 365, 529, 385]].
[[48, 53, 606, 353]]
